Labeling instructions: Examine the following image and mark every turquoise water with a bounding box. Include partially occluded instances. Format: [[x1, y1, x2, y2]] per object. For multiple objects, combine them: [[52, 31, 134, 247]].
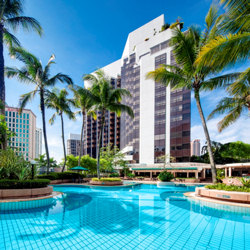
[[0, 184, 250, 249]]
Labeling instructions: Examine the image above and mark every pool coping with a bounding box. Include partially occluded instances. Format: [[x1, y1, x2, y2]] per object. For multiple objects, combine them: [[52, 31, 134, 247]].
[[52, 183, 140, 188], [0, 191, 62, 203], [184, 192, 250, 208]]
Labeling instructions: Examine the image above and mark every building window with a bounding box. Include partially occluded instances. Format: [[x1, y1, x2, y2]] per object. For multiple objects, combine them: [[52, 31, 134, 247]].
[[9, 111, 11, 117]]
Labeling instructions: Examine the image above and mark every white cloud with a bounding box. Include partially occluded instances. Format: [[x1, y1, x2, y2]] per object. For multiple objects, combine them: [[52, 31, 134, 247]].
[[191, 116, 250, 148]]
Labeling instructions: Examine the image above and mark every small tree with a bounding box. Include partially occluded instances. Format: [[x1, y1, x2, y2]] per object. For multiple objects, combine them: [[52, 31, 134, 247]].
[[157, 154, 176, 169]]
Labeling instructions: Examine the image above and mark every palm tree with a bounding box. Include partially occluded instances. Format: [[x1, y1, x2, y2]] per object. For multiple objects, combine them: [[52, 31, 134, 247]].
[[84, 69, 134, 179], [5, 48, 72, 173], [45, 88, 75, 172], [146, 6, 240, 183], [0, 0, 42, 148], [208, 69, 250, 131], [69, 85, 96, 167], [197, 0, 249, 71]]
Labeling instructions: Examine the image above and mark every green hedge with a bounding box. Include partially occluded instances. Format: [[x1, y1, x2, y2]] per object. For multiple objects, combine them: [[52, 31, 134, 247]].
[[158, 171, 174, 182], [92, 178, 122, 182], [205, 183, 250, 193], [37, 172, 83, 180], [0, 179, 50, 189]]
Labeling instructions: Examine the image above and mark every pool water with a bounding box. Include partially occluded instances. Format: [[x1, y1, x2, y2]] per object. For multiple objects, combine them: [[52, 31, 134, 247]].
[[0, 184, 249, 250]]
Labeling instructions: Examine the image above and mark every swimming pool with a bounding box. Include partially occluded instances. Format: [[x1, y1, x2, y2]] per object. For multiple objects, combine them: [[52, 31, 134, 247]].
[[0, 184, 249, 249]]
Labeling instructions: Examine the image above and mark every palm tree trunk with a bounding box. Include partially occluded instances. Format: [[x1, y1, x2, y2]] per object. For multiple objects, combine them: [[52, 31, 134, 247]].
[[78, 111, 85, 166], [194, 90, 217, 183], [40, 90, 50, 174], [60, 113, 66, 172], [97, 111, 105, 179], [0, 24, 6, 149]]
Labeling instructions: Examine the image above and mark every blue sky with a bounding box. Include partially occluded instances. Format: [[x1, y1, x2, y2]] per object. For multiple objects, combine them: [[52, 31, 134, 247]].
[[4, 0, 249, 161]]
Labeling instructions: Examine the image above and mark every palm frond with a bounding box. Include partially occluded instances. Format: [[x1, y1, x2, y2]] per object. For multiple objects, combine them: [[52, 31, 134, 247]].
[[49, 113, 57, 125], [108, 103, 134, 118], [5, 66, 35, 84], [6, 16, 43, 36], [217, 105, 243, 132], [47, 73, 73, 86], [196, 33, 250, 70], [3, 28, 20, 48], [146, 66, 187, 89], [202, 72, 241, 90], [19, 90, 37, 111]]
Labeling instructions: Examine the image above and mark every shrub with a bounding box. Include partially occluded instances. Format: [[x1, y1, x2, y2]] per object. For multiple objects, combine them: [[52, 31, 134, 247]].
[[205, 183, 250, 193], [91, 178, 121, 182], [137, 176, 144, 180], [109, 172, 119, 177], [158, 171, 174, 182], [0, 149, 31, 180], [216, 169, 225, 181], [241, 178, 250, 188], [0, 179, 50, 189], [127, 173, 135, 178], [37, 171, 83, 180]]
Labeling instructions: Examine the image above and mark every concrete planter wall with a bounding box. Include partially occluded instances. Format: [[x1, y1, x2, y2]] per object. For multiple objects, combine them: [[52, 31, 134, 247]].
[[90, 181, 123, 186], [175, 179, 200, 183], [0, 186, 53, 199], [195, 187, 250, 203], [50, 179, 72, 184]]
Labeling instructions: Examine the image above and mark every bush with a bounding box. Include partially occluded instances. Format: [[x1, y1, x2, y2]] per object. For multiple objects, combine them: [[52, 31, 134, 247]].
[[109, 172, 119, 177], [127, 173, 135, 178], [241, 178, 250, 188], [0, 149, 31, 180], [205, 183, 250, 193], [91, 178, 121, 182], [0, 179, 50, 189], [158, 171, 174, 182], [136, 176, 144, 180], [37, 171, 83, 180]]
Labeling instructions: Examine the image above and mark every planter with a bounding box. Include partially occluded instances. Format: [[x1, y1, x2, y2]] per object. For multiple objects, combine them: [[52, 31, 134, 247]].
[[157, 181, 175, 188], [175, 179, 200, 183], [195, 187, 250, 203], [90, 180, 123, 186], [50, 179, 72, 184], [0, 186, 53, 199]]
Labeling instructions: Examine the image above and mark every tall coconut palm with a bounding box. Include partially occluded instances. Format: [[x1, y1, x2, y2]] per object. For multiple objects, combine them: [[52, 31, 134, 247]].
[[5, 48, 72, 173], [208, 68, 250, 131], [146, 6, 240, 183], [0, 0, 42, 148], [84, 69, 134, 179], [69, 85, 96, 167], [45, 88, 75, 172]]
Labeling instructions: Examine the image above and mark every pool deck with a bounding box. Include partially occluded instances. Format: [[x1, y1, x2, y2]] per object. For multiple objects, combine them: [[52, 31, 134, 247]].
[[185, 192, 250, 208]]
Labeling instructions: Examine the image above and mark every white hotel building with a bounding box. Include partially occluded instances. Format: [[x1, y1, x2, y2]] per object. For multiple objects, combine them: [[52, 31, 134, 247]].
[[85, 15, 191, 165]]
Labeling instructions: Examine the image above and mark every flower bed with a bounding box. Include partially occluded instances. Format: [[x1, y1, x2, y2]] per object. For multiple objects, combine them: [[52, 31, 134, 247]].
[[90, 178, 123, 186]]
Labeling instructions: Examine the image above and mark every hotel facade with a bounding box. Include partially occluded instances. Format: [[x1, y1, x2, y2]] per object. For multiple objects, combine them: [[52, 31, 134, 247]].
[[85, 15, 191, 164], [5, 106, 37, 161]]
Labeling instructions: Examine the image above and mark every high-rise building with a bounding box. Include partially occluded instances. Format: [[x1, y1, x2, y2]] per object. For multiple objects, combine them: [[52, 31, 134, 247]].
[[191, 139, 201, 157], [84, 77, 121, 158], [67, 133, 84, 157], [5, 106, 36, 161], [35, 128, 42, 158], [85, 15, 191, 164]]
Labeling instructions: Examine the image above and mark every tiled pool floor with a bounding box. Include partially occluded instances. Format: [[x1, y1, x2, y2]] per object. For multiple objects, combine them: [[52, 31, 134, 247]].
[[0, 184, 249, 249]]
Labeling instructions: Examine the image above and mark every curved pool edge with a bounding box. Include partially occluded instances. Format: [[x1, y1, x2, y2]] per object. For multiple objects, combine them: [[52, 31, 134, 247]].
[[0, 191, 62, 211], [184, 192, 250, 208]]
